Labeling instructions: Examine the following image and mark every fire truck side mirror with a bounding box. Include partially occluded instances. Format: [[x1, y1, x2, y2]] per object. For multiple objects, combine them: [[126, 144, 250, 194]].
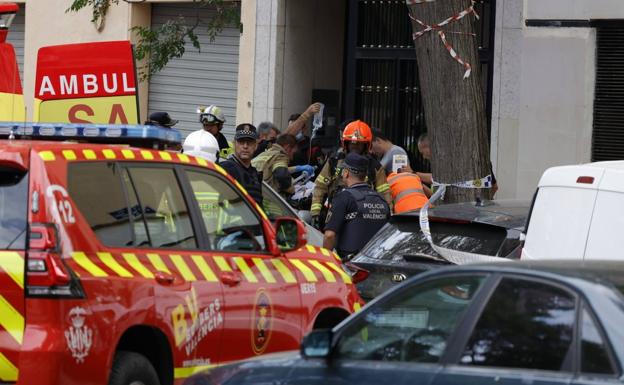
[[274, 217, 307, 252]]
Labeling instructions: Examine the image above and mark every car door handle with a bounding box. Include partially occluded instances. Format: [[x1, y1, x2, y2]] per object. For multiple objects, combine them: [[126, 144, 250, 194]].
[[155, 272, 175, 285], [220, 271, 241, 287]]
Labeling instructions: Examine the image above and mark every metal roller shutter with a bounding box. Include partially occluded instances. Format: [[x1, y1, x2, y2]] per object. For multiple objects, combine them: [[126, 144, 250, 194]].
[[6, 3, 24, 80], [148, 3, 240, 139], [592, 24, 624, 161]]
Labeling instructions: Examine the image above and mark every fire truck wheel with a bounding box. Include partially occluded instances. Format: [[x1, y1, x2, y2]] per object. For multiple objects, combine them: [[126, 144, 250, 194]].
[[108, 351, 160, 385]]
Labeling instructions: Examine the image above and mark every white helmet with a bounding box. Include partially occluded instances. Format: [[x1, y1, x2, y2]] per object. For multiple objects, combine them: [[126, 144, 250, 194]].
[[197, 105, 225, 125], [182, 130, 219, 163]]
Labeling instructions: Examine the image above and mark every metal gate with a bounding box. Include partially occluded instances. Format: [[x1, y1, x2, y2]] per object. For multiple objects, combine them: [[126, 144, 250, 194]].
[[343, 0, 495, 171], [148, 3, 241, 138], [6, 3, 24, 80], [592, 22, 624, 161]]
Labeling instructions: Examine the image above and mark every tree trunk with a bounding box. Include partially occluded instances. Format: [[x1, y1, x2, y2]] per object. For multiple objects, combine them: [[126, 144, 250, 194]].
[[407, 0, 491, 203]]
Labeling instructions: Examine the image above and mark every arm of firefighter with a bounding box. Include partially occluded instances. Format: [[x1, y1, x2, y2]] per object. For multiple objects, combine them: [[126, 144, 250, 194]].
[[375, 167, 393, 208], [323, 230, 337, 251], [284, 102, 321, 136], [311, 161, 331, 216]]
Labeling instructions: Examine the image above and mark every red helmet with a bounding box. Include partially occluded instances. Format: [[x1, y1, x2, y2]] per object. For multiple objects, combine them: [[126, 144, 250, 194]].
[[341, 120, 372, 150]]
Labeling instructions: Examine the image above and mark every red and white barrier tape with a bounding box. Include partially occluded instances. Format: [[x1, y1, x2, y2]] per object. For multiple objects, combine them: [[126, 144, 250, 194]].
[[407, 0, 479, 79]]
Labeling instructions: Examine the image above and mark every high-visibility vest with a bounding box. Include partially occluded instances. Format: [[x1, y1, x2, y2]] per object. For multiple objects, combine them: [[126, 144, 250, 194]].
[[387, 172, 428, 214]]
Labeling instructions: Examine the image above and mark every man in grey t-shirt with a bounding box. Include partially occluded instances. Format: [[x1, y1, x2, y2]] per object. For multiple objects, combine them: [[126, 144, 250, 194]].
[[371, 127, 410, 174]]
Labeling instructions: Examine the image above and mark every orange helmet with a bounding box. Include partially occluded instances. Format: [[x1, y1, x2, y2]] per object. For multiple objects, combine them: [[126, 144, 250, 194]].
[[341, 120, 372, 150]]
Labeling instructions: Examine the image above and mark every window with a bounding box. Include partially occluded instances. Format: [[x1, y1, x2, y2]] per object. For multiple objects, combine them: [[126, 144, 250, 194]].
[[336, 276, 485, 363], [0, 167, 28, 250], [358, 219, 508, 262], [186, 170, 266, 252], [68, 163, 133, 247], [460, 278, 575, 371], [581, 305, 615, 375], [261, 183, 295, 221], [127, 167, 196, 249]]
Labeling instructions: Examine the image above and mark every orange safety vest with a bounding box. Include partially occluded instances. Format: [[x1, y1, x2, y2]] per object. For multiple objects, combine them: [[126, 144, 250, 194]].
[[387, 172, 429, 214]]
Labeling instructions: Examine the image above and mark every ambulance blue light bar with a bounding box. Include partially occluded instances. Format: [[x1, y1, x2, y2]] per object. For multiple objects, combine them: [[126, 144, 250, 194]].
[[0, 122, 182, 148]]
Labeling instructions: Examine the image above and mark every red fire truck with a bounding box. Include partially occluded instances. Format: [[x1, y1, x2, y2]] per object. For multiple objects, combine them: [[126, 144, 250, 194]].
[[0, 123, 364, 385]]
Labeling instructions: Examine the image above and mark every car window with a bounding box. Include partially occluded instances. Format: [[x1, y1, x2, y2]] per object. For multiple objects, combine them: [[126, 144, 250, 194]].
[[261, 183, 294, 220], [0, 167, 28, 250], [336, 275, 486, 363], [460, 278, 575, 371], [68, 162, 134, 247], [581, 305, 615, 375], [127, 167, 196, 249], [186, 170, 266, 252], [359, 220, 508, 261]]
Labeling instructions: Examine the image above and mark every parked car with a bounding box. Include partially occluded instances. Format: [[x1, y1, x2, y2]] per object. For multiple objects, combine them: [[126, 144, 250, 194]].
[[523, 161, 624, 261], [350, 200, 529, 301], [261, 182, 323, 246], [185, 260, 624, 385]]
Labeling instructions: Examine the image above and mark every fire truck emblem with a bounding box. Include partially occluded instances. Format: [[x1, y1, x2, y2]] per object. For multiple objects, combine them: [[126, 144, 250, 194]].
[[64, 306, 93, 363], [251, 289, 273, 355]]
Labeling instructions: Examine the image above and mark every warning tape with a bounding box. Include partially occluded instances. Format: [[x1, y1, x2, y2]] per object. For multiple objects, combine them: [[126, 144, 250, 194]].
[[407, 0, 480, 79], [419, 175, 502, 265]]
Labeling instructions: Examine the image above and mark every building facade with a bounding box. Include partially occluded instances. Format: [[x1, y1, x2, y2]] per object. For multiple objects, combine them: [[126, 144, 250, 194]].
[[7, 0, 624, 199]]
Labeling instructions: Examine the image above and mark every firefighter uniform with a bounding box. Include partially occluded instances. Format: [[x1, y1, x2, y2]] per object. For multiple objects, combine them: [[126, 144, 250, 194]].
[[324, 153, 391, 260], [252, 143, 294, 197], [311, 151, 391, 217]]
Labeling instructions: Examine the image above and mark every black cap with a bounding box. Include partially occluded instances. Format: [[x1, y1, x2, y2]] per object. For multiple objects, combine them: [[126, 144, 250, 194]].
[[234, 123, 258, 141], [148, 111, 178, 128], [344, 152, 368, 173]]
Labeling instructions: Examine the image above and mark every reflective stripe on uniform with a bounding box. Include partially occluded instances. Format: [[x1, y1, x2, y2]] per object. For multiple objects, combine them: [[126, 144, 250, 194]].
[[376, 183, 390, 193], [395, 188, 425, 202], [311, 203, 323, 211]]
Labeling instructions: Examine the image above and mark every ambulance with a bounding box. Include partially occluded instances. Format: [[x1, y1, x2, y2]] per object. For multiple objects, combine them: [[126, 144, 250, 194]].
[[0, 122, 364, 385]]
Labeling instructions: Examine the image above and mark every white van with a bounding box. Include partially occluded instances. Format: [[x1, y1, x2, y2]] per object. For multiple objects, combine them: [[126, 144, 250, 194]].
[[522, 161, 624, 260]]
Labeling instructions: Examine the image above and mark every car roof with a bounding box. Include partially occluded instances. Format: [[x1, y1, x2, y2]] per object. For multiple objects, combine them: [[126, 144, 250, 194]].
[[393, 199, 530, 230], [446, 259, 624, 289]]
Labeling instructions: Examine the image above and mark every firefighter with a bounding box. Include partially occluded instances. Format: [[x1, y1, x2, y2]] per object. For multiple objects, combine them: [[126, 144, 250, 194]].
[[252, 134, 315, 198], [310, 120, 391, 229], [323, 152, 390, 260], [182, 129, 219, 163], [197, 105, 233, 159]]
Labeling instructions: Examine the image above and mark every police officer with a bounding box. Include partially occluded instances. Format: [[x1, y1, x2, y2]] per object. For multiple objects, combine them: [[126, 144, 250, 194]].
[[323, 153, 390, 260], [311, 120, 391, 229], [219, 124, 263, 205]]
